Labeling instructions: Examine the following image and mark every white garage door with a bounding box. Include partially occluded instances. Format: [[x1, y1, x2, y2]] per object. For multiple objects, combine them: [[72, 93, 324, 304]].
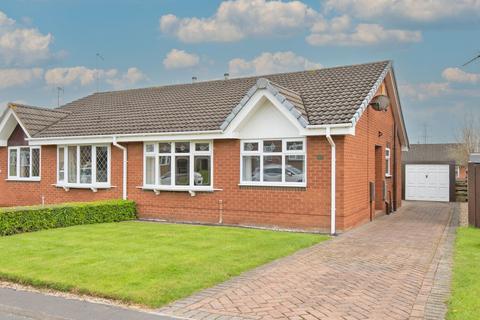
[[405, 165, 450, 202]]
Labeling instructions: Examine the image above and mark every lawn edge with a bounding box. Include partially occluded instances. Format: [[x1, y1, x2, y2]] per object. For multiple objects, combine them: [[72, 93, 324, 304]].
[[0, 279, 156, 312]]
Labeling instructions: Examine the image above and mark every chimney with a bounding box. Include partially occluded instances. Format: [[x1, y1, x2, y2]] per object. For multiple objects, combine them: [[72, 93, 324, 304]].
[[192, 76, 197, 83], [224, 73, 229, 80]]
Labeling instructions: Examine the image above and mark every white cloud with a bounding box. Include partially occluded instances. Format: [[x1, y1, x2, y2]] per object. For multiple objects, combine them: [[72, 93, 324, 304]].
[[0, 11, 14, 26], [106, 67, 147, 90], [159, 1, 422, 46], [45, 66, 146, 89], [442, 67, 480, 84], [0, 11, 53, 65], [228, 51, 321, 76], [45, 66, 109, 87], [0, 68, 43, 89], [400, 82, 451, 101], [159, 0, 320, 43], [324, 0, 480, 22], [163, 49, 200, 69], [307, 20, 421, 46]]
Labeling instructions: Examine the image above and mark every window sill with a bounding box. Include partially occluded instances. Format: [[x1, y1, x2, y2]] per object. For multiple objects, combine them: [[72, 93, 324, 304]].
[[238, 182, 306, 188], [6, 178, 41, 182], [385, 174, 392, 178], [53, 184, 113, 192], [139, 185, 219, 196]]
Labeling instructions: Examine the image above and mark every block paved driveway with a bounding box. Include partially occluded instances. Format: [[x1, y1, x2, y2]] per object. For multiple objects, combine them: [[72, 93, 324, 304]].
[[159, 201, 454, 320]]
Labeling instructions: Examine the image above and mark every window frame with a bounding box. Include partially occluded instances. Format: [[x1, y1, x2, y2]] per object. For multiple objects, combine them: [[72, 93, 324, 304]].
[[385, 147, 391, 177], [240, 138, 307, 187], [56, 144, 111, 189], [7, 146, 41, 181], [143, 141, 214, 191], [455, 165, 460, 179]]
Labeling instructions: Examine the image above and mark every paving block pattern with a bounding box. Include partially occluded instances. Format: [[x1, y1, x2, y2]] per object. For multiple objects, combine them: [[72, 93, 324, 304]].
[[159, 202, 453, 320]]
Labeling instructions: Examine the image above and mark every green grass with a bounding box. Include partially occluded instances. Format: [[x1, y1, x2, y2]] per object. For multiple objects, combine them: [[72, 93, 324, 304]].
[[448, 227, 480, 320], [0, 222, 326, 308]]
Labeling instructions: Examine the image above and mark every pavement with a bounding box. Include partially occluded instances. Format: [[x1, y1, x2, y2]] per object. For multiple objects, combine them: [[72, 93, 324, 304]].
[[0, 286, 178, 320], [0, 201, 456, 320]]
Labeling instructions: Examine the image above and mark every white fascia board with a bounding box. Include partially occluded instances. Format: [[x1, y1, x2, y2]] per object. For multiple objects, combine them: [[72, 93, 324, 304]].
[[27, 126, 355, 146], [27, 123, 355, 146], [27, 130, 226, 146], [305, 125, 355, 136], [386, 68, 410, 149]]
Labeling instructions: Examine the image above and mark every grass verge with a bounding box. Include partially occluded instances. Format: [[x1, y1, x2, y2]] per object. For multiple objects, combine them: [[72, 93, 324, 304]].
[[448, 227, 480, 320]]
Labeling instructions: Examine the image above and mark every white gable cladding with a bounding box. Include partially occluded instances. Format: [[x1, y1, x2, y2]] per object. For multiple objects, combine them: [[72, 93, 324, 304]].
[[0, 109, 30, 146], [235, 98, 301, 139]]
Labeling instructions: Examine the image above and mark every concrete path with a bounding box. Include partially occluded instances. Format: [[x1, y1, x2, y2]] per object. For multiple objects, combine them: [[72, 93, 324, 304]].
[[159, 202, 455, 320], [0, 286, 178, 320]]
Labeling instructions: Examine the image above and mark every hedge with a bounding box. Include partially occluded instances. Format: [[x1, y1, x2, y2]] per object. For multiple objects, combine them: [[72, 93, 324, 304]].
[[0, 200, 137, 236]]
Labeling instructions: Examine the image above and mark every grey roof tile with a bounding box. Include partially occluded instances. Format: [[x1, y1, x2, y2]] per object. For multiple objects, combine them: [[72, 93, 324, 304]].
[[13, 61, 390, 138], [402, 144, 462, 164], [9, 104, 70, 136]]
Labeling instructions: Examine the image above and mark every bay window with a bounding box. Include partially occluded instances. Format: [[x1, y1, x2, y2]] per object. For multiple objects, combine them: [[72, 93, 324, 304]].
[[57, 145, 110, 188], [144, 141, 212, 190], [241, 139, 306, 186], [8, 146, 41, 181]]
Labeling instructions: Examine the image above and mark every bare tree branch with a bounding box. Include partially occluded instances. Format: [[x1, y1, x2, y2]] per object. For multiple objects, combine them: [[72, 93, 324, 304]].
[[453, 114, 480, 165]]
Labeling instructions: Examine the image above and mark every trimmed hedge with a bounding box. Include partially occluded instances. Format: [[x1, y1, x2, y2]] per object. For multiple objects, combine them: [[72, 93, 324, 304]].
[[0, 200, 137, 236]]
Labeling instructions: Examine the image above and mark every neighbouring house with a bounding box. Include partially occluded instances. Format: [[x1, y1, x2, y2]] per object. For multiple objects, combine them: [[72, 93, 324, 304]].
[[402, 143, 466, 203], [0, 61, 408, 233]]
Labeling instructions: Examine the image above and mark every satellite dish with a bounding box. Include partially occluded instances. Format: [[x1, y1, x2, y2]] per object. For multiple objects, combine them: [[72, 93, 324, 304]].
[[369, 95, 390, 112]]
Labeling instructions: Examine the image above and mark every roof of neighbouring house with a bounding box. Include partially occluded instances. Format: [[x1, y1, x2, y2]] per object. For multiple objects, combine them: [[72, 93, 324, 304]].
[[402, 143, 463, 164], [9, 103, 71, 136], [4, 60, 397, 138]]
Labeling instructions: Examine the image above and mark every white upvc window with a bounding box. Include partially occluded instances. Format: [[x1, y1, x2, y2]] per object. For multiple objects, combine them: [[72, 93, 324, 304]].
[[385, 147, 391, 177], [455, 166, 460, 179], [240, 138, 306, 187], [143, 141, 213, 191], [57, 145, 111, 188], [7, 146, 41, 181]]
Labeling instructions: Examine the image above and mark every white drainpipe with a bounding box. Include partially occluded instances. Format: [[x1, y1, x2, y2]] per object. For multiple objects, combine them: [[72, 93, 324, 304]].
[[326, 127, 336, 235], [112, 137, 128, 200]]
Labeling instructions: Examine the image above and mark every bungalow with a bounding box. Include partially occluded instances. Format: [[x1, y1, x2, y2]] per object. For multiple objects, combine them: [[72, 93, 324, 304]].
[[0, 61, 409, 234]]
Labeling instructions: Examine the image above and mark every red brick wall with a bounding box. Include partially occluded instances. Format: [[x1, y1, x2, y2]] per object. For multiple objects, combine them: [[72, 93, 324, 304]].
[[127, 137, 333, 231], [339, 82, 403, 231], [0, 137, 337, 232], [0, 145, 123, 207]]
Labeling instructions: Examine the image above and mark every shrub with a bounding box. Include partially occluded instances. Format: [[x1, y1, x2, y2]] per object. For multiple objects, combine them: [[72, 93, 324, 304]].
[[0, 200, 136, 236]]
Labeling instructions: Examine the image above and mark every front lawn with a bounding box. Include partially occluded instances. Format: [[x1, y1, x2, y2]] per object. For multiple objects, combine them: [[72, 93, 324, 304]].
[[448, 227, 480, 320], [0, 222, 326, 308]]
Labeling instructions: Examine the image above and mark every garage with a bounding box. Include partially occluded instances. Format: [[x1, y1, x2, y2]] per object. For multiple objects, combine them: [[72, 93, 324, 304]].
[[405, 164, 450, 202]]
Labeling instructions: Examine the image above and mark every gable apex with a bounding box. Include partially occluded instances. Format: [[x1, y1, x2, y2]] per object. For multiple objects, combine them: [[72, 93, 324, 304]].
[[220, 78, 309, 132]]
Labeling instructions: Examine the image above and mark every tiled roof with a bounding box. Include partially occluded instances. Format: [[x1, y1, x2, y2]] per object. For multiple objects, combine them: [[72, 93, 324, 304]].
[[11, 60, 391, 138], [9, 104, 70, 136], [402, 144, 462, 164]]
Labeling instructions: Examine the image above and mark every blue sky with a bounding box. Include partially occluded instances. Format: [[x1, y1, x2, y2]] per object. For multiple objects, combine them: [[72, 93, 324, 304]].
[[0, 0, 479, 143]]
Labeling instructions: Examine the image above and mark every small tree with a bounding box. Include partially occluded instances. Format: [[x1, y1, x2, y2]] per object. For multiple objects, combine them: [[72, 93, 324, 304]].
[[453, 114, 480, 166]]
